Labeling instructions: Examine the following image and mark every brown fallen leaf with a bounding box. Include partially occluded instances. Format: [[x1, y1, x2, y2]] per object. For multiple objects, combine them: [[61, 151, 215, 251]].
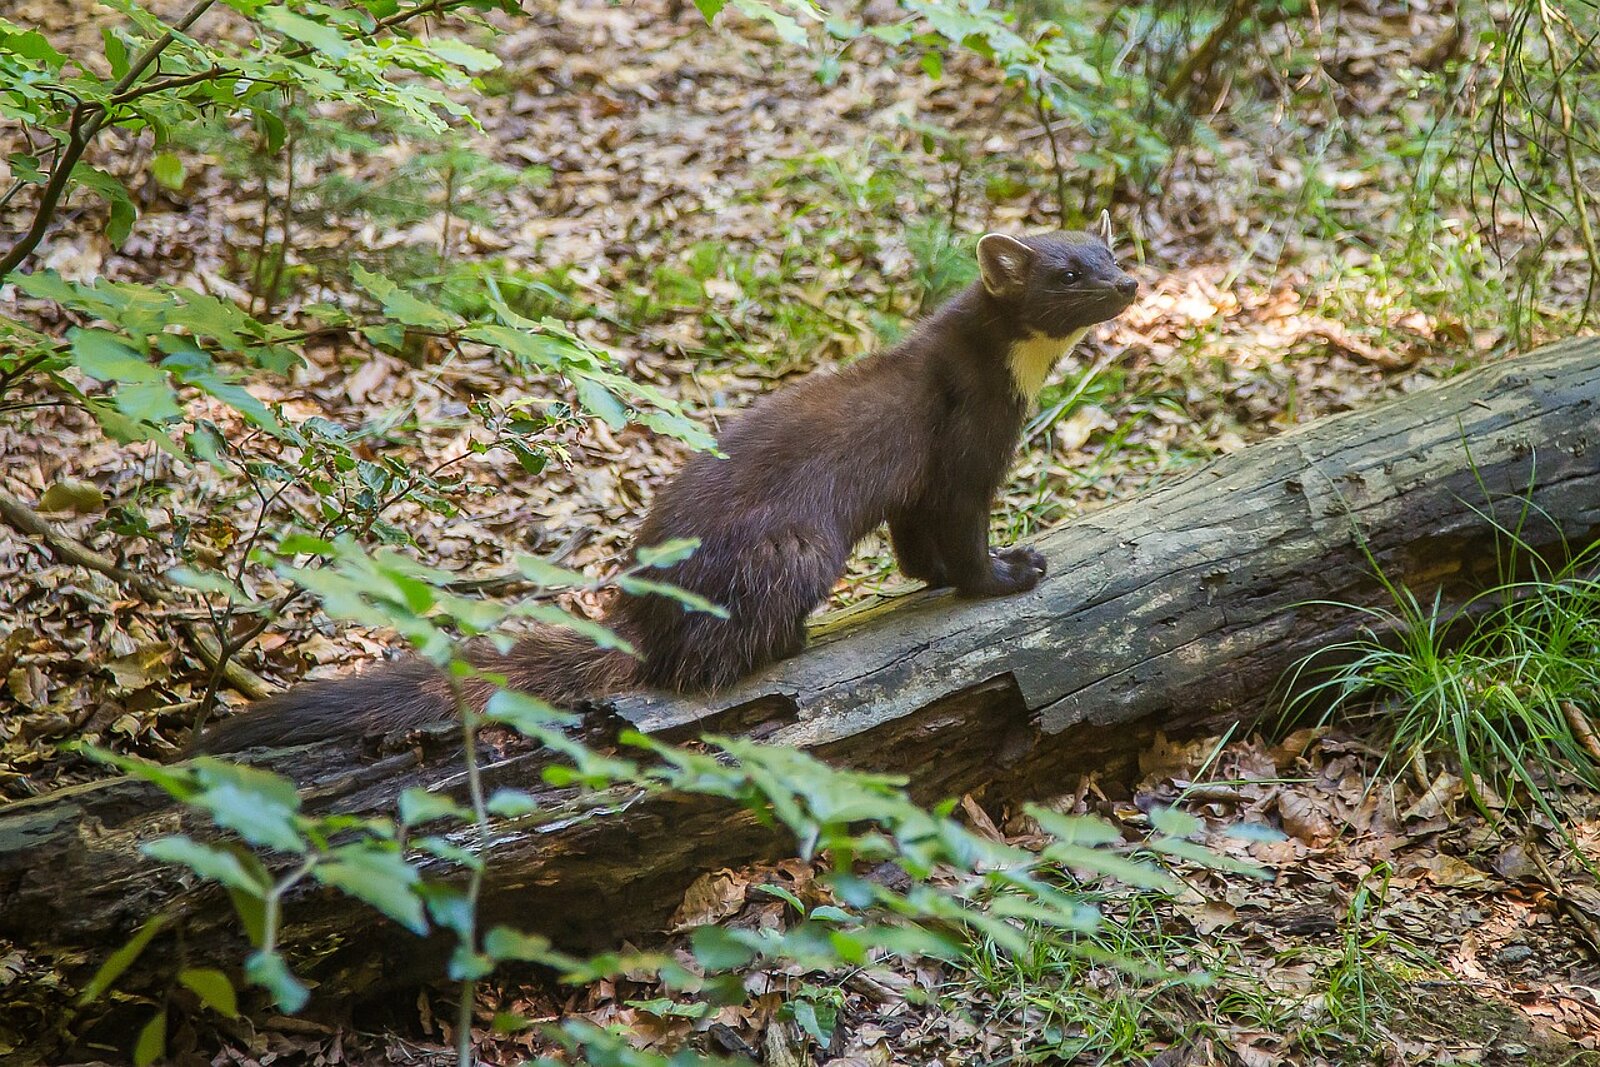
[[959, 793, 1005, 842], [1400, 770, 1463, 822], [669, 869, 749, 932], [1277, 788, 1336, 847], [1417, 853, 1497, 891]]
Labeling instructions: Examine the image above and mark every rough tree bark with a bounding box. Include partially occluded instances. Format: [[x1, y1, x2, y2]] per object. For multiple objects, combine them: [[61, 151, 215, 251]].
[[3, 337, 1599, 1004]]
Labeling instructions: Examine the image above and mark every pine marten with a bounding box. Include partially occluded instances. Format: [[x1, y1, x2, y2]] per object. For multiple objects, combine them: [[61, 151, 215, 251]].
[[197, 226, 1138, 752]]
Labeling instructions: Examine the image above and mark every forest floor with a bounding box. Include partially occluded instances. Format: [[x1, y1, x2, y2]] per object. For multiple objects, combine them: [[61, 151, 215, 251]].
[[3, 0, 1600, 1063]]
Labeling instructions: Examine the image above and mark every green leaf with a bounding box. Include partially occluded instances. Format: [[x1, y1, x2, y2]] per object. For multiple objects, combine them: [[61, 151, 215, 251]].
[[278, 532, 335, 556], [245, 950, 308, 1012], [101, 27, 129, 78], [256, 108, 287, 153], [143, 836, 271, 895], [754, 883, 805, 914], [690, 924, 756, 969], [151, 152, 185, 190], [449, 943, 494, 981], [398, 788, 470, 827], [426, 37, 500, 72], [71, 329, 159, 383], [133, 1010, 166, 1067], [161, 348, 283, 434], [3, 27, 67, 67], [729, 0, 813, 47], [351, 264, 456, 330], [71, 164, 136, 246], [167, 565, 250, 603], [634, 538, 699, 568], [1027, 806, 1122, 846], [193, 758, 302, 808], [95, 747, 200, 800], [1151, 836, 1272, 879], [76, 914, 169, 1007], [512, 553, 588, 588], [115, 379, 185, 424], [461, 323, 567, 369], [1222, 820, 1288, 842], [791, 998, 832, 1044], [189, 760, 306, 854], [413, 834, 483, 870], [483, 925, 555, 964], [486, 787, 540, 817], [573, 375, 628, 429], [84, 398, 188, 457], [314, 845, 426, 934], [11, 270, 81, 306], [492, 1011, 535, 1034], [483, 689, 578, 737], [1036, 841, 1175, 891], [259, 5, 349, 57], [1149, 806, 1202, 837], [178, 968, 239, 1018], [693, 0, 726, 20], [628, 997, 708, 1019], [615, 575, 728, 617], [228, 887, 269, 947]]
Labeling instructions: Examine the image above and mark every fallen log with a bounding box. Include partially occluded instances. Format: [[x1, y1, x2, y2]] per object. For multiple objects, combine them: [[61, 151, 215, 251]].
[[4, 337, 1600, 1005]]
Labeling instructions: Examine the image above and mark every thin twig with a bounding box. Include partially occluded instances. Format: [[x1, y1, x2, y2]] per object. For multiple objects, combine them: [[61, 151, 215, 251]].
[[105, 65, 230, 106], [450, 674, 490, 1067], [0, 178, 27, 211], [0, 485, 170, 602], [0, 0, 468, 280], [1537, 0, 1600, 324], [264, 129, 296, 311], [1162, 0, 1253, 107], [0, 0, 219, 279], [0, 351, 57, 400], [1033, 93, 1069, 230], [0, 484, 272, 699], [1527, 833, 1600, 961]]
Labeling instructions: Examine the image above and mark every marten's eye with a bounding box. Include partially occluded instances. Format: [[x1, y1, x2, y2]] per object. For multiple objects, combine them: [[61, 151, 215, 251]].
[[1061, 269, 1080, 284]]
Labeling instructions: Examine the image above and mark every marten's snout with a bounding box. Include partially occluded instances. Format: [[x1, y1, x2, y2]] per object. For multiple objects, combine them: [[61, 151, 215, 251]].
[[1116, 276, 1138, 299]]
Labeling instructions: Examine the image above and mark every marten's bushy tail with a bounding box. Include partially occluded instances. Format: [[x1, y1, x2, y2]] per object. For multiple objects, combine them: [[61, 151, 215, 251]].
[[194, 624, 636, 754]]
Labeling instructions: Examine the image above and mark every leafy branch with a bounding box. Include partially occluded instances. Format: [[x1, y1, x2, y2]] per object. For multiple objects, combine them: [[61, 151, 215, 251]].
[[0, 0, 494, 280], [0, 0, 217, 279]]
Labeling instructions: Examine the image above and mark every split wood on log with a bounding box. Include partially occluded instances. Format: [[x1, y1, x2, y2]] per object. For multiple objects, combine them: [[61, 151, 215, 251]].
[[3, 337, 1599, 1002]]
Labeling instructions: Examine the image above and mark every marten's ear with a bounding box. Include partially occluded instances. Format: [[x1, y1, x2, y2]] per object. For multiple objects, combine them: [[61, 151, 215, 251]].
[[977, 234, 1035, 298], [1097, 209, 1114, 249]]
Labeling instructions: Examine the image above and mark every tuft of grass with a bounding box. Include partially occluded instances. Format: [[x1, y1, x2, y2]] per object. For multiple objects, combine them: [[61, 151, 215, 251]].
[[952, 893, 1217, 1064], [948, 863, 1449, 1065], [1284, 508, 1600, 818], [1313, 866, 1420, 1053]]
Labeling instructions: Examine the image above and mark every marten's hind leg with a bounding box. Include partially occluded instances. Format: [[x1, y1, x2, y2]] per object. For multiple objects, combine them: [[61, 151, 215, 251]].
[[635, 528, 844, 691], [738, 528, 842, 669]]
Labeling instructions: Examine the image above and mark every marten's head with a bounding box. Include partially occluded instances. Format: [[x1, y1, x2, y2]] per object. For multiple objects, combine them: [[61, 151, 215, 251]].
[[973, 220, 1138, 400], [975, 225, 1137, 334]]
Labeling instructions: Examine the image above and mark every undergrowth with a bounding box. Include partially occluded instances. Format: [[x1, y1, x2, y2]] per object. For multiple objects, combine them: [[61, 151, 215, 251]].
[[947, 856, 1438, 1064], [1285, 503, 1600, 819]]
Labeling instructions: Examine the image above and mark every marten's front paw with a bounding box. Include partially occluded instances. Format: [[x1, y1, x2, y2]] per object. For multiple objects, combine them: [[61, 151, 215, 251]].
[[995, 545, 1047, 580], [978, 546, 1045, 595]]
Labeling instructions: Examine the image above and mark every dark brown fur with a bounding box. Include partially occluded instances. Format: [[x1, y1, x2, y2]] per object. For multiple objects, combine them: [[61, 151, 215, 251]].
[[197, 231, 1136, 752]]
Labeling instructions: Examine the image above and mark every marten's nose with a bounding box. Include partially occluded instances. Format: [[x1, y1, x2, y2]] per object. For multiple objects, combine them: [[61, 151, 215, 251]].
[[1117, 276, 1138, 298]]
